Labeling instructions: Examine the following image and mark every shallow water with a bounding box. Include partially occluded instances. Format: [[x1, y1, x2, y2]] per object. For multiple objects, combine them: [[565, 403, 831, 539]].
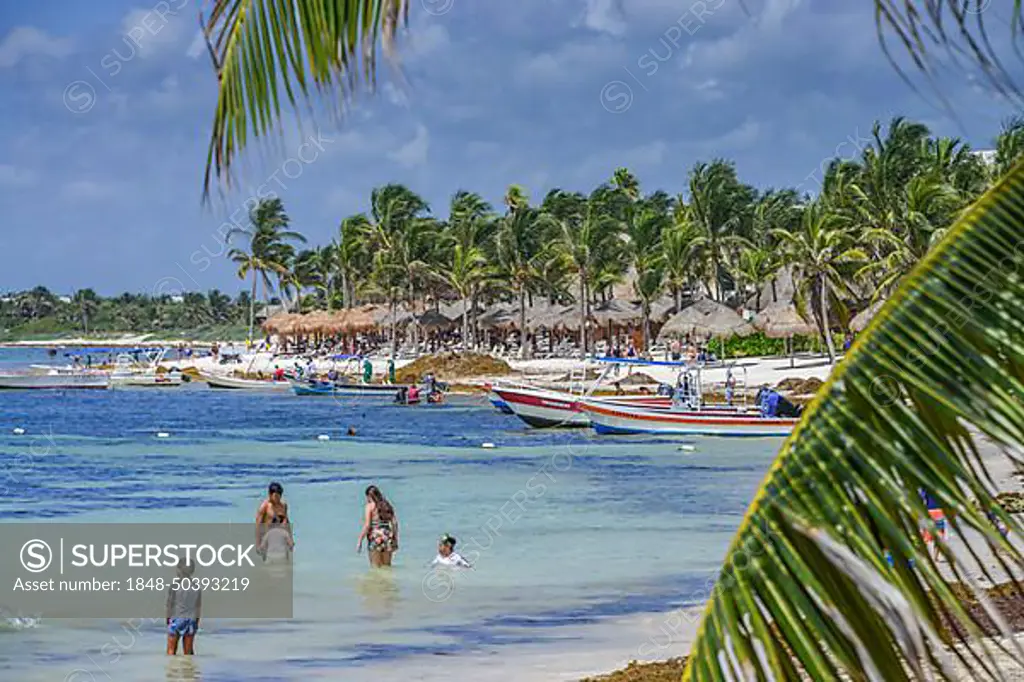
[[0, 347, 778, 681]]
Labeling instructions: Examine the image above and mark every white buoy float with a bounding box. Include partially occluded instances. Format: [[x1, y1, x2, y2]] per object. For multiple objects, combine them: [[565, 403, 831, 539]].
[[678, 444, 696, 452], [156, 432, 170, 439], [481, 442, 496, 449], [317, 434, 330, 441], [12, 428, 25, 435]]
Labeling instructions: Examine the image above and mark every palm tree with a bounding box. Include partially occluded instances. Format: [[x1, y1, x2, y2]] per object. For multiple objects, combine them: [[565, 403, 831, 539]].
[[71, 289, 100, 335], [436, 244, 490, 349], [367, 184, 431, 353], [443, 191, 495, 348], [621, 194, 670, 350], [545, 188, 624, 355], [685, 160, 756, 301], [294, 246, 337, 310], [495, 187, 549, 356], [995, 116, 1024, 180], [336, 214, 370, 308], [773, 201, 865, 363], [226, 197, 305, 340], [680, 165, 1024, 681]]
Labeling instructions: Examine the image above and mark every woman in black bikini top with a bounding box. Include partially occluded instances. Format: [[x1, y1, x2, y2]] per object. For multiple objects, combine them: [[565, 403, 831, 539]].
[[256, 481, 292, 549]]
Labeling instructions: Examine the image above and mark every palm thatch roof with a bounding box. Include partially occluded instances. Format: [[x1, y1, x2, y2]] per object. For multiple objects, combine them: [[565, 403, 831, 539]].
[[658, 299, 754, 340], [416, 309, 454, 330], [374, 303, 414, 327], [261, 312, 301, 335], [529, 304, 580, 330], [478, 303, 517, 329], [753, 301, 816, 338], [590, 298, 643, 327]]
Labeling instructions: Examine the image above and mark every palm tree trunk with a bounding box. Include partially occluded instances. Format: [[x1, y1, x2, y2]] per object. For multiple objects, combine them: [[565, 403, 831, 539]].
[[340, 271, 348, 309], [470, 286, 478, 350], [390, 296, 398, 356], [578, 273, 587, 356], [518, 288, 528, 359], [248, 271, 257, 342], [642, 301, 651, 352], [820, 274, 836, 363], [462, 294, 470, 353]]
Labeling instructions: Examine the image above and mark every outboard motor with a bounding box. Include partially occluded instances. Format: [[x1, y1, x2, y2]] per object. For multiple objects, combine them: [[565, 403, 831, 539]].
[[656, 383, 674, 397]]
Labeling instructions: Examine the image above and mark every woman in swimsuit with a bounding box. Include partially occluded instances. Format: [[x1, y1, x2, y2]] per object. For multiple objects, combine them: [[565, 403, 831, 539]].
[[356, 485, 398, 568], [256, 482, 292, 552]]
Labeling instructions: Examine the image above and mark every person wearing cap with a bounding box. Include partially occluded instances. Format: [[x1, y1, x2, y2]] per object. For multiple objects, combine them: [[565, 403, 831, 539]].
[[430, 535, 472, 568]]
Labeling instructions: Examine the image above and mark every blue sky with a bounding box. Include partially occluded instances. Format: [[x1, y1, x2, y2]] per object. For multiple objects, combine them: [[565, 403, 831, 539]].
[[0, 0, 1016, 296]]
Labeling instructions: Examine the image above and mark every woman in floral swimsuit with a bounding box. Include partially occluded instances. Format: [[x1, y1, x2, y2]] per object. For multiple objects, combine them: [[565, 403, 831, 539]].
[[357, 485, 398, 567]]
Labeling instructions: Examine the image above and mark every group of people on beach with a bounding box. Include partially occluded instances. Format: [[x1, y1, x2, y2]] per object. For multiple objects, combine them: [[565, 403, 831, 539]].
[[166, 481, 470, 656]]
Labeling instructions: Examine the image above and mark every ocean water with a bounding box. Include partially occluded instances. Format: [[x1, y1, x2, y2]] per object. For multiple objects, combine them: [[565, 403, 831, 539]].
[[0, 347, 779, 681]]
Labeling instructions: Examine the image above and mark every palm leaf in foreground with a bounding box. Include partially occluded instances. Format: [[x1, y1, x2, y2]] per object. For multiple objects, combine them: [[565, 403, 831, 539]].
[[200, 0, 408, 199], [683, 162, 1024, 680]]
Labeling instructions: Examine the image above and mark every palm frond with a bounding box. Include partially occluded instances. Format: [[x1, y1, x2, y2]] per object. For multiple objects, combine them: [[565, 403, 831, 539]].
[[873, 0, 1024, 104], [201, 0, 408, 199], [683, 160, 1024, 679]]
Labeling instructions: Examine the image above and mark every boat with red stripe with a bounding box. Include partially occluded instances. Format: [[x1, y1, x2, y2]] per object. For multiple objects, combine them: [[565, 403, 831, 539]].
[[575, 397, 797, 437]]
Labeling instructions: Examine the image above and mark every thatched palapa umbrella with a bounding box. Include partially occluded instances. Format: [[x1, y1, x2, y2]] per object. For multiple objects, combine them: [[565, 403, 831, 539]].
[[753, 301, 815, 368], [658, 299, 754, 362]]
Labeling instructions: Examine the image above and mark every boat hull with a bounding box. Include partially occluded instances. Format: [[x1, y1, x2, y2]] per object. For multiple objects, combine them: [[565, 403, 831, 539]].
[[111, 375, 182, 387], [290, 379, 399, 397], [490, 386, 591, 428], [200, 372, 290, 390], [490, 385, 676, 429], [577, 399, 796, 437], [488, 391, 514, 414], [0, 374, 110, 390]]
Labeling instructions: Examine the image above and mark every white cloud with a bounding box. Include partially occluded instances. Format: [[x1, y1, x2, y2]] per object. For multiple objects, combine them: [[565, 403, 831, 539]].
[[382, 82, 410, 108], [185, 30, 206, 60], [407, 24, 450, 57], [517, 39, 628, 85], [325, 187, 361, 212], [145, 75, 182, 109], [61, 180, 117, 201], [576, 140, 668, 182], [119, 6, 192, 59], [0, 27, 73, 68], [578, 0, 626, 36], [697, 118, 762, 153], [388, 124, 430, 168], [0, 164, 37, 187]]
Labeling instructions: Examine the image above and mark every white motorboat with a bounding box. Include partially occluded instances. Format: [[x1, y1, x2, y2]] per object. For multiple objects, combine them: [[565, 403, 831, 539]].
[[198, 371, 290, 390], [109, 348, 183, 388], [491, 358, 683, 428], [0, 369, 110, 390]]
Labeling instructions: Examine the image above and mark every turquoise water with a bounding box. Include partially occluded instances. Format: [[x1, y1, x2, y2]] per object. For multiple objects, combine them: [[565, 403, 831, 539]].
[[0, 347, 778, 681]]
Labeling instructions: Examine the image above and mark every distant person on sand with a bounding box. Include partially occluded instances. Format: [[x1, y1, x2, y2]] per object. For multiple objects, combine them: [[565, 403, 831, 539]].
[[256, 482, 291, 548], [387, 357, 396, 384], [357, 485, 398, 567]]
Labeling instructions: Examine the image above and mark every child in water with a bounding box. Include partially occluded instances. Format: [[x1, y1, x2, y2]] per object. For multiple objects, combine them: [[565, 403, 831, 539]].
[[259, 518, 294, 563], [430, 534, 472, 568], [166, 558, 202, 655]]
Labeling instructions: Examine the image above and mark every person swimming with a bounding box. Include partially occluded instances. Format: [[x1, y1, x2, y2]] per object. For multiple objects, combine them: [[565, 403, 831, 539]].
[[256, 482, 291, 548], [259, 518, 294, 563], [430, 534, 472, 568]]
